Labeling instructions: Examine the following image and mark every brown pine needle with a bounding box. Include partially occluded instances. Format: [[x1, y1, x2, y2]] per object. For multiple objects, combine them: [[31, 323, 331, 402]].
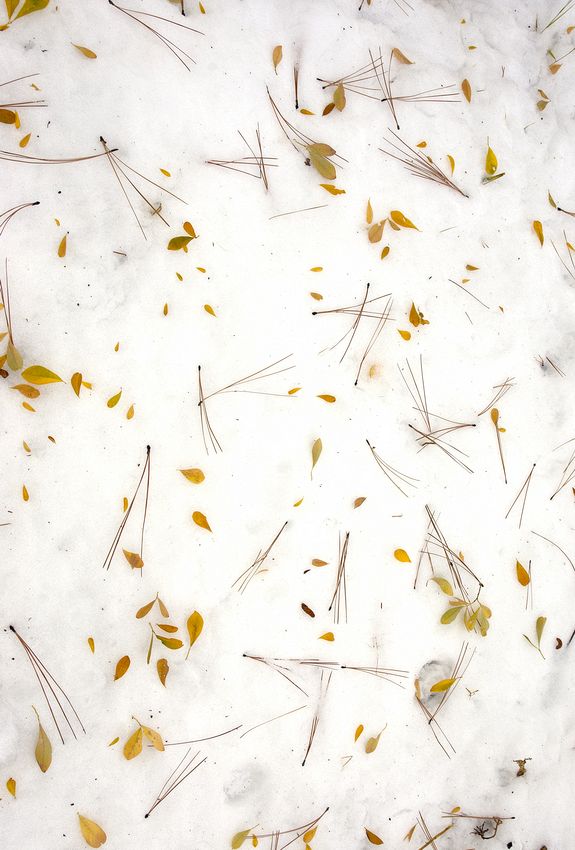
[[10, 626, 85, 745], [366, 439, 418, 497], [381, 132, 468, 197], [101, 445, 151, 571], [505, 463, 536, 528], [233, 521, 289, 593], [144, 749, 207, 818]]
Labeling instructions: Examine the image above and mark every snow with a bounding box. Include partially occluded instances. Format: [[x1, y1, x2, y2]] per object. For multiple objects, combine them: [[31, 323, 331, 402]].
[[1, 0, 574, 847]]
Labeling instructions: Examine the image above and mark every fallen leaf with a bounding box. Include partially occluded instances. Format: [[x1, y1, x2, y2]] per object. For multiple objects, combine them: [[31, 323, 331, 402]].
[[186, 610, 204, 658], [392, 47, 413, 64], [123, 726, 143, 760], [78, 814, 107, 848], [311, 437, 322, 476], [114, 655, 130, 681], [366, 199, 373, 224], [122, 549, 143, 570], [71, 372, 82, 397], [365, 731, 382, 753], [303, 828, 317, 843], [353, 497, 366, 508], [142, 726, 164, 751], [19, 133, 31, 148], [272, 44, 283, 73], [21, 365, 62, 385], [533, 220, 544, 246], [33, 708, 52, 773], [6, 341, 23, 371], [430, 677, 456, 693], [22, 485, 29, 502], [549, 62, 562, 74], [57, 234, 67, 257], [307, 146, 336, 180], [6, 777, 16, 797], [156, 635, 184, 650], [192, 510, 211, 531], [368, 222, 383, 243], [107, 389, 122, 408], [320, 183, 345, 195], [394, 548, 411, 563], [167, 235, 193, 251], [319, 631, 334, 641], [11, 384, 40, 398], [180, 468, 205, 484], [461, 78, 472, 101], [126, 404, 134, 420], [136, 598, 155, 619], [485, 145, 498, 175], [334, 83, 346, 111], [204, 304, 216, 316], [430, 576, 453, 596], [365, 828, 383, 845], [231, 829, 253, 849], [317, 394, 335, 402], [15, 0, 49, 19], [88, 637, 95, 653], [157, 658, 169, 686], [398, 329, 411, 340], [447, 154, 455, 174], [390, 210, 418, 229], [0, 109, 16, 124], [440, 606, 463, 624], [73, 44, 97, 59], [354, 724, 364, 741], [516, 560, 530, 586]]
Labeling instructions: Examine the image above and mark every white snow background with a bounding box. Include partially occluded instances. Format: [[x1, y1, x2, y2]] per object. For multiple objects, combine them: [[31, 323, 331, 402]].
[[1, 0, 574, 848]]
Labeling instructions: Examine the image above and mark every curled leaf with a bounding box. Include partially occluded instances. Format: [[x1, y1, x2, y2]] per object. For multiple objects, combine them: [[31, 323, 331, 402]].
[[122, 549, 143, 570]]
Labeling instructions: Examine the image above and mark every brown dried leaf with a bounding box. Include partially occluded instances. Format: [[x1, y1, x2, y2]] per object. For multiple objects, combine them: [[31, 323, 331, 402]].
[[122, 549, 143, 570], [114, 655, 130, 681], [192, 510, 211, 531], [272, 45, 283, 73], [157, 658, 169, 686]]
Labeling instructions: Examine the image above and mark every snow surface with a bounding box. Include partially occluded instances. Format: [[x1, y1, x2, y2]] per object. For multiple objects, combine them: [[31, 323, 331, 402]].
[[1, 0, 574, 848]]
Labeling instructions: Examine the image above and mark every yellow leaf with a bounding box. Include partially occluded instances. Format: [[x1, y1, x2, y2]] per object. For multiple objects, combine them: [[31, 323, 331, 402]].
[[57, 234, 67, 257], [0, 108, 16, 124], [88, 637, 95, 653], [416, 140, 426, 148], [317, 394, 335, 403], [398, 329, 411, 340], [288, 386, 301, 394], [430, 677, 456, 693], [142, 726, 164, 751], [548, 190, 557, 208], [293, 497, 303, 506], [122, 497, 128, 512], [180, 468, 205, 484], [157, 635, 183, 650], [516, 560, 530, 586], [311, 437, 322, 476], [430, 576, 453, 596], [15, 0, 49, 19], [320, 183, 345, 195], [310, 292, 323, 300], [4, 0, 18, 17], [390, 210, 418, 230], [19, 133, 31, 148], [114, 655, 130, 681], [536, 615, 546, 643], [303, 827, 317, 843], [404, 825, 416, 841], [122, 549, 143, 570], [78, 814, 107, 848], [368, 222, 384, 243], [192, 510, 211, 531], [440, 606, 462, 624], [307, 147, 336, 180], [73, 44, 97, 59], [308, 142, 336, 156], [21, 365, 62, 385], [312, 559, 327, 566], [549, 63, 562, 74], [11, 384, 40, 398], [394, 548, 411, 563], [447, 154, 455, 174], [490, 407, 499, 425], [354, 723, 364, 741], [354, 496, 366, 508], [392, 47, 413, 64], [365, 828, 384, 845], [33, 708, 52, 772], [319, 631, 334, 641], [537, 100, 549, 111], [365, 731, 382, 753], [322, 102, 335, 116], [71, 372, 82, 397], [163, 303, 169, 316], [22, 402, 36, 413], [334, 83, 346, 111], [182, 221, 197, 238], [186, 610, 204, 658], [157, 623, 178, 633], [22, 485, 29, 502], [533, 220, 544, 246], [126, 404, 134, 420], [380, 245, 390, 259], [6, 341, 22, 371], [107, 389, 122, 408], [199, 1, 205, 12], [461, 78, 472, 102], [6, 777, 16, 797], [485, 145, 498, 176], [123, 726, 143, 760], [366, 199, 373, 224], [272, 44, 283, 73], [408, 303, 420, 327], [157, 658, 169, 686], [160, 168, 171, 176], [300, 108, 314, 115], [231, 829, 253, 849], [168, 235, 192, 251]]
